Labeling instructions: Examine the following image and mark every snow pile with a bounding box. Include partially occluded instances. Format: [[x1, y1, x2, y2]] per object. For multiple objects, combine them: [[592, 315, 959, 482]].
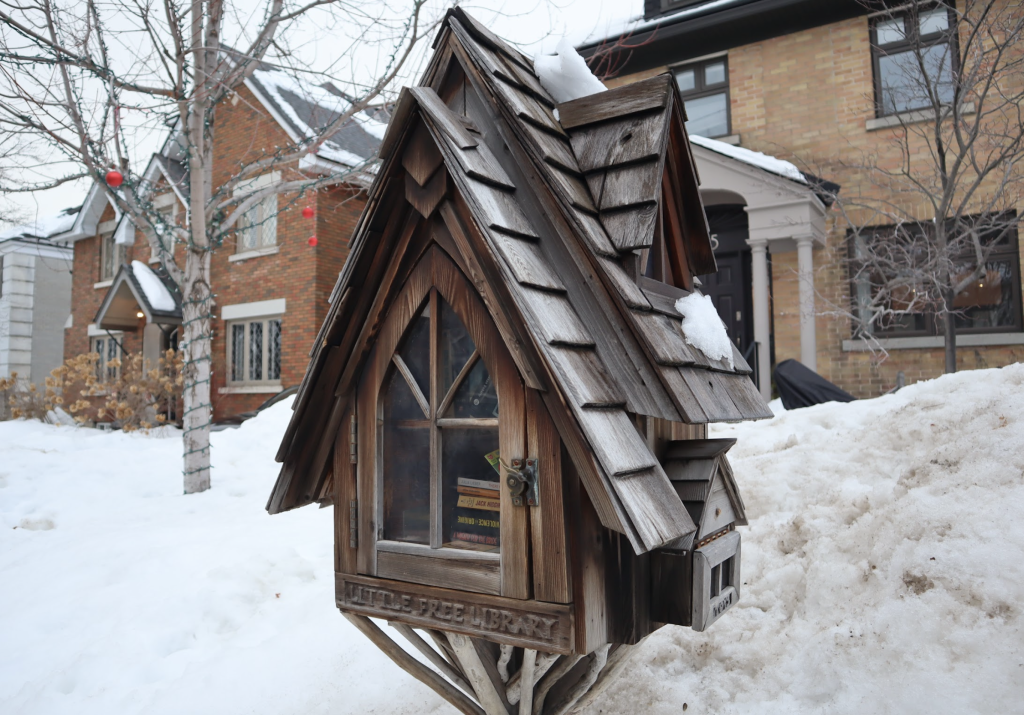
[[589, 364, 1024, 714], [131, 260, 176, 312], [3, 365, 1024, 714], [689, 134, 807, 183], [675, 292, 734, 368], [534, 38, 607, 104]]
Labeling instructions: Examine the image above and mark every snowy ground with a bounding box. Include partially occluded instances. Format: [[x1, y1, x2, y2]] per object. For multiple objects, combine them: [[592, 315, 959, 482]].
[[2, 366, 1023, 714]]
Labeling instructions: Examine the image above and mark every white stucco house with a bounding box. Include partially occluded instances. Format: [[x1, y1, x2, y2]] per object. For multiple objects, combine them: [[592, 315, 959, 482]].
[[0, 208, 76, 386]]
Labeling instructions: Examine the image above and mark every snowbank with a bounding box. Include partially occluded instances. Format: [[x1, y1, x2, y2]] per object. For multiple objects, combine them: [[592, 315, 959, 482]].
[[2, 365, 1023, 714]]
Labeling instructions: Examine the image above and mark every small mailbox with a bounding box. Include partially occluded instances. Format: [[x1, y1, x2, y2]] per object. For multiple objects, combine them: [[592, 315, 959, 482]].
[[267, 8, 771, 714]]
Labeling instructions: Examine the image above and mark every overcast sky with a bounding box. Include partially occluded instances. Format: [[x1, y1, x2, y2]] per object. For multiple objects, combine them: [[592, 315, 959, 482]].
[[3, 0, 640, 230]]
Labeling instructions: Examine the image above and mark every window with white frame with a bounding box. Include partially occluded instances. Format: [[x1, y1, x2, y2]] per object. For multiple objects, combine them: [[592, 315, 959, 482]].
[[227, 316, 282, 385], [99, 231, 125, 282], [90, 335, 122, 382], [234, 174, 279, 253], [144, 194, 179, 262]]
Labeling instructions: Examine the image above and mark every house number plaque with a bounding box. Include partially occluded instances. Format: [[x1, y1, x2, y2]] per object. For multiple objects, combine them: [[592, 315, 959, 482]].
[[336, 573, 573, 653]]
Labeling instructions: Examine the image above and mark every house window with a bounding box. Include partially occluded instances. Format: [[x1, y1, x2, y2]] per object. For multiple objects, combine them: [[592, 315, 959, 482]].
[[144, 196, 178, 262], [227, 317, 282, 384], [380, 292, 501, 552], [91, 335, 122, 381], [871, 3, 957, 117], [236, 194, 278, 253], [850, 215, 1022, 337], [99, 231, 125, 282], [672, 57, 730, 138]]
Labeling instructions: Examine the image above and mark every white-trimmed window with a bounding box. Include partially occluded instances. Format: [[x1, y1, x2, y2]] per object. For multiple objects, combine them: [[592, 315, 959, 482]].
[[234, 173, 279, 254], [99, 231, 125, 282], [90, 335, 122, 381], [227, 316, 282, 385], [145, 193, 179, 263]]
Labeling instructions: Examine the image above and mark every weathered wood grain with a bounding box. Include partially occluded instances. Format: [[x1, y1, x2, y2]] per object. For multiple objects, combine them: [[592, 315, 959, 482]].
[[544, 346, 625, 409], [630, 309, 699, 367], [556, 75, 670, 130], [403, 121, 445, 186], [335, 404, 358, 574], [571, 210, 619, 258], [716, 370, 773, 419], [546, 166, 596, 214], [518, 288, 594, 347], [521, 123, 579, 174], [406, 168, 449, 218], [378, 550, 501, 595], [411, 86, 479, 149], [598, 161, 662, 212], [527, 390, 572, 604], [490, 232, 566, 292], [568, 111, 666, 173], [448, 634, 513, 715], [517, 648, 537, 715], [599, 204, 658, 252], [462, 178, 540, 239], [390, 622, 474, 694], [574, 408, 655, 477]]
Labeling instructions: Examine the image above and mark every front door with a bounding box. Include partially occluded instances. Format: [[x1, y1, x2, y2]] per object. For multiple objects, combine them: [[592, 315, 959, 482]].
[[699, 205, 754, 356]]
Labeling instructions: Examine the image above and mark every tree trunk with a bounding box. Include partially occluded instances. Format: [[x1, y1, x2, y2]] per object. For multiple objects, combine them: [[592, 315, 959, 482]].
[[181, 245, 213, 493], [943, 288, 957, 374]]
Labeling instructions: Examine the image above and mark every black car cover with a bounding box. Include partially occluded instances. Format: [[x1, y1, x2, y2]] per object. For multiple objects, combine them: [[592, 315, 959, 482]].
[[773, 359, 856, 410]]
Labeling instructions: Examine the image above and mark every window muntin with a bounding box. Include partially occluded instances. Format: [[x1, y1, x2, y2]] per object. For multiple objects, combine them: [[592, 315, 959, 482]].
[[227, 316, 282, 385], [99, 232, 125, 282], [144, 198, 178, 262], [849, 216, 1022, 338], [871, 3, 957, 117], [380, 291, 501, 553], [672, 57, 730, 138], [90, 335, 122, 381], [237, 194, 278, 252]]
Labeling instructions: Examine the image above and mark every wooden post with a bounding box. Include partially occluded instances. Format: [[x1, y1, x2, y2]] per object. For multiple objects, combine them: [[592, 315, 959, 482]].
[[517, 649, 537, 715]]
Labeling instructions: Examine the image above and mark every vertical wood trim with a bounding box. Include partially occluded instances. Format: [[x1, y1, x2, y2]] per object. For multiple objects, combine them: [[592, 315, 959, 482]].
[[336, 403, 357, 574], [527, 390, 571, 604], [357, 349, 378, 576], [429, 287, 442, 549], [517, 649, 537, 715], [565, 445, 609, 655], [497, 345, 530, 600]]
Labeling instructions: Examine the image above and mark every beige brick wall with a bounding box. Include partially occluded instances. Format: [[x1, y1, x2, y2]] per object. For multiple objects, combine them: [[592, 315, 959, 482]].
[[608, 3, 1024, 396]]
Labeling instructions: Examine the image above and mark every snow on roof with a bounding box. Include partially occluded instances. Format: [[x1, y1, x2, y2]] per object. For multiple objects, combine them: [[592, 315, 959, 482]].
[[0, 206, 81, 243], [534, 38, 608, 103], [576, 0, 750, 50], [131, 260, 176, 312], [689, 134, 807, 184], [675, 292, 735, 369], [248, 68, 385, 169]]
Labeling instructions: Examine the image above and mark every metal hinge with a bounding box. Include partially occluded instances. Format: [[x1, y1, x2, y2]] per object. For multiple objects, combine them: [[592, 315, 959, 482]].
[[349, 500, 358, 548], [505, 458, 539, 507], [349, 413, 357, 464]]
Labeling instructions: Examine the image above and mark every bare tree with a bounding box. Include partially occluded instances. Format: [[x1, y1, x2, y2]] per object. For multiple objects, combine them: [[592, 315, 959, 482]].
[[829, 0, 1024, 373], [0, 0, 441, 491]]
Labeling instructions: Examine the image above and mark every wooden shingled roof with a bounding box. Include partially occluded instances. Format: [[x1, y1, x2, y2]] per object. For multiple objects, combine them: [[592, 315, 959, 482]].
[[267, 8, 771, 554]]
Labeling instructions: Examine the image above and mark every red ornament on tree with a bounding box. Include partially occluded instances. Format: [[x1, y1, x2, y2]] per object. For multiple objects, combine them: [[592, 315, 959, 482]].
[[301, 206, 314, 219], [105, 170, 124, 188], [308, 235, 318, 247]]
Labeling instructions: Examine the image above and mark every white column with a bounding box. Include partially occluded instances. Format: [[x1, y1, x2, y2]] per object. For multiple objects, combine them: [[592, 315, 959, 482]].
[[749, 239, 771, 399], [796, 235, 817, 372], [0, 253, 35, 383]]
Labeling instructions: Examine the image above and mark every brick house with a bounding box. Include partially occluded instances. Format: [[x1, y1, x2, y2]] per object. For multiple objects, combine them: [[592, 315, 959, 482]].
[[580, 0, 1024, 397], [53, 66, 383, 420]]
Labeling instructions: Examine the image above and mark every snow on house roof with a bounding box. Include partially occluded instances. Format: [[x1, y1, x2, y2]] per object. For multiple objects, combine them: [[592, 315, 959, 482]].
[[131, 260, 177, 312], [0, 206, 81, 243], [247, 67, 386, 170], [688, 134, 807, 183]]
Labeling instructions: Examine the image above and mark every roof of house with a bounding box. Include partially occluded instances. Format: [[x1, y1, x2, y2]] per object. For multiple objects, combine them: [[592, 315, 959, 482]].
[[579, 0, 866, 77], [267, 8, 771, 555], [0, 206, 80, 244], [93, 260, 183, 328]]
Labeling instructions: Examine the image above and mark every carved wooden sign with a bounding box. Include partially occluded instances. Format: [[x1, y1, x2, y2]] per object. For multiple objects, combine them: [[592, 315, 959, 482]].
[[336, 574, 574, 653]]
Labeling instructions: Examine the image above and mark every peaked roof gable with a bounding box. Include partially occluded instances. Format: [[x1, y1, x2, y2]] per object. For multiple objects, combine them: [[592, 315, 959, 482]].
[[269, 9, 771, 555]]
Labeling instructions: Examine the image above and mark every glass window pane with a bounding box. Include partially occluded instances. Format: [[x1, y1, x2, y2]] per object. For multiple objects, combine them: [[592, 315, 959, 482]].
[[919, 9, 948, 36], [442, 427, 500, 552], [231, 324, 245, 381], [399, 303, 431, 402], [268, 319, 281, 381], [704, 61, 726, 85], [440, 298, 476, 399], [684, 92, 729, 138], [953, 261, 1017, 330], [383, 423, 430, 544], [384, 366, 428, 420], [240, 208, 258, 251], [875, 17, 905, 45], [444, 358, 498, 418], [261, 196, 277, 247], [879, 45, 954, 114], [249, 321, 263, 381], [674, 68, 695, 92]]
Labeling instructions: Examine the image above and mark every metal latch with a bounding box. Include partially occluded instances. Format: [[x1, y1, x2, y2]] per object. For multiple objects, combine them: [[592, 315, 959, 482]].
[[505, 458, 539, 507]]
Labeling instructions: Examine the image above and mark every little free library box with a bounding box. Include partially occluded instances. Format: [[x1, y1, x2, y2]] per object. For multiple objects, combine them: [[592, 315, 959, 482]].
[[267, 9, 771, 714]]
